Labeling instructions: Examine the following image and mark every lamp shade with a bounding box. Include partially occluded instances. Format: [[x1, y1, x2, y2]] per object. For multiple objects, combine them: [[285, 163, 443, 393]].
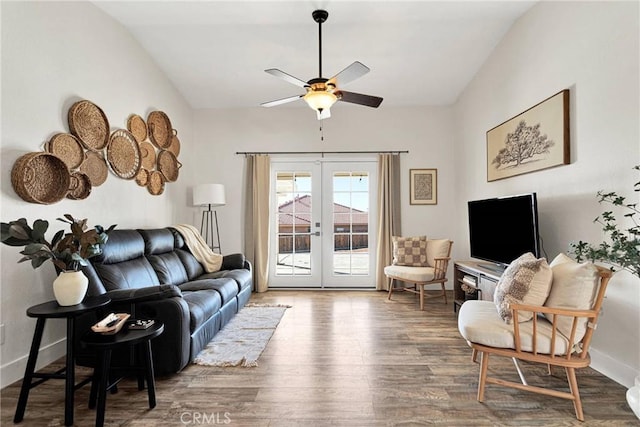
[[304, 90, 337, 111], [193, 184, 226, 207]]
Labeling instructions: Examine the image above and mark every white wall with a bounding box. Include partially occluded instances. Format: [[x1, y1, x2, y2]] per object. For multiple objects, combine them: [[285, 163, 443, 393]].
[[190, 105, 457, 256], [453, 1, 639, 387], [0, 1, 194, 387]]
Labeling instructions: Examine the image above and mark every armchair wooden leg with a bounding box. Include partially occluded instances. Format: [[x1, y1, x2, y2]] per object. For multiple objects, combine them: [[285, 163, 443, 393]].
[[387, 277, 394, 300], [441, 283, 447, 304], [477, 351, 489, 402], [472, 349, 478, 363], [419, 285, 424, 311], [566, 367, 584, 421]]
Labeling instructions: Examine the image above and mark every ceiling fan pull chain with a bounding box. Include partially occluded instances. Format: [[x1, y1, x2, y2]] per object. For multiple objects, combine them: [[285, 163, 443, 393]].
[[320, 123, 324, 142]]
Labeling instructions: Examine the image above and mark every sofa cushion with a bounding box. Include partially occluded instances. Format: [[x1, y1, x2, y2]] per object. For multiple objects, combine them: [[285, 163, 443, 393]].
[[138, 228, 176, 255], [426, 239, 451, 267], [494, 252, 552, 323], [392, 236, 428, 267], [458, 300, 570, 355], [147, 252, 189, 286], [94, 230, 145, 264], [94, 258, 160, 291], [199, 269, 253, 291], [180, 278, 238, 305], [181, 289, 222, 333], [384, 265, 435, 283], [545, 253, 600, 342], [175, 248, 206, 280]]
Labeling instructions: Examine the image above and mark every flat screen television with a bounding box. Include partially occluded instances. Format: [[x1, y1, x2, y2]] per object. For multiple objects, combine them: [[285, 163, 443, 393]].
[[468, 193, 540, 271]]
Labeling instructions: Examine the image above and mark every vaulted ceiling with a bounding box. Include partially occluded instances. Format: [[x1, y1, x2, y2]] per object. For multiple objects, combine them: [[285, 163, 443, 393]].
[[94, 1, 536, 110]]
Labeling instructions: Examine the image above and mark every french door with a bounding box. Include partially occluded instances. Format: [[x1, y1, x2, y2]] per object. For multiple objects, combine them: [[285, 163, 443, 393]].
[[269, 159, 378, 288]]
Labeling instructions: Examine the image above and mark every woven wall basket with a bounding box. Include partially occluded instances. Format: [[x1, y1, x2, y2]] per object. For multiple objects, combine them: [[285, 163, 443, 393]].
[[157, 149, 181, 182], [68, 100, 110, 151], [107, 129, 141, 180], [139, 141, 156, 170], [127, 114, 148, 143], [167, 130, 181, 156], [135, 168, 149, 187], [11, 152, 70, 204], [67, 172, 92, 200], [79, 151, 108, 187], [147, 111, 172, 149], [147, 170, 165, 195], [46, 133, 85, 170]]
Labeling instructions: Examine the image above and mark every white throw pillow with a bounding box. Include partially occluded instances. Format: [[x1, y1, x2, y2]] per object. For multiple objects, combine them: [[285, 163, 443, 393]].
[[426, 239, 451, 267], [545, 253, 599, 342], [494, 252, 553, 324]]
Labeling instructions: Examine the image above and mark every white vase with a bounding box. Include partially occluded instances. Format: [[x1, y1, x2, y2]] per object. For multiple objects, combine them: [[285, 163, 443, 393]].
[[53, 270, 88, 306], [627, 375, 640, 420]]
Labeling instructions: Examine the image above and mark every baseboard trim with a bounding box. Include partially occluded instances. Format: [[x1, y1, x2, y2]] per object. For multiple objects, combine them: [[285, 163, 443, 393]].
[[1, 338, 66, 389], [591, 347, 639, 389]]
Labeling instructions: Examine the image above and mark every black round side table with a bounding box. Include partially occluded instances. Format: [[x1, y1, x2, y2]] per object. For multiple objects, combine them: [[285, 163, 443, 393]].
[[81, 322, 164, 427], [14, 295, 111, 426]]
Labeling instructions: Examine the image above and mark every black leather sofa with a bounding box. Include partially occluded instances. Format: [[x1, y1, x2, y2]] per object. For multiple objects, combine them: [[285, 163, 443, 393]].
[[77, 227, 252, 374]]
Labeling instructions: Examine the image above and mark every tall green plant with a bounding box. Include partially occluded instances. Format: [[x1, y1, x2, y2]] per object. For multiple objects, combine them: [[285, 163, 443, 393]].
[[571, 165, 640, 278]]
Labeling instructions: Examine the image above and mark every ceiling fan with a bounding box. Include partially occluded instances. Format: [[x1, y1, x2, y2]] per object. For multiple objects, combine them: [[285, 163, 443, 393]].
[[261, 9, 383, 120]]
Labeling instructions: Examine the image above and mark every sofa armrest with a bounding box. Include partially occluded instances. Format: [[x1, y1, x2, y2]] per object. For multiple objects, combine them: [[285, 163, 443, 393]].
[[105, 284, 182, 304], [222, 253, 247, 271]]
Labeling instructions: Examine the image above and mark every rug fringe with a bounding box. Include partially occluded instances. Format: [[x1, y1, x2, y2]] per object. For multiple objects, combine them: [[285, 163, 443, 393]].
[[245, 303, 292, 308]]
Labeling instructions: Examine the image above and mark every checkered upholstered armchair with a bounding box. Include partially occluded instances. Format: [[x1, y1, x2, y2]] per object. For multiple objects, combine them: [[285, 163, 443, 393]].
[[384, 237, 453, 310]]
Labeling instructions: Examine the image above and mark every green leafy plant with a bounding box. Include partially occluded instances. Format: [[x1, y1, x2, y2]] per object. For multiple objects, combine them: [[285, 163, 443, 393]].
[[571, 165, 640, 278], [0, 214, 116, 271]]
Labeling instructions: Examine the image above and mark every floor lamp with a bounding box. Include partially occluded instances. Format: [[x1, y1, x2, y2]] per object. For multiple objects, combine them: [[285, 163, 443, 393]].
[[193, 183, 226, 253]]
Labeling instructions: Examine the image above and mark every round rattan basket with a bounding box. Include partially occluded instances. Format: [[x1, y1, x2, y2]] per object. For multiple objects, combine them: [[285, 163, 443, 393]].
[[67, 172, 92, 200], [11, 152, 70, 204], [147, 111, 172, 149], [68, 100, 110, 151], [127, 114, 148, 143], [139, 141, 156, 170], [157, 149, 181, 182], [106, 129, 141, 180], [46, 133, 85, 170], [135, 168, 150, 187], [167, 130, 181, 156], [147, 170, 165, 195], [79, 151, 109, 187]]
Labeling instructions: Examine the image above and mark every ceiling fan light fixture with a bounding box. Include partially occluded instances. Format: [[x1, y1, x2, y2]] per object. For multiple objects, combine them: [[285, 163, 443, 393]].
[[303, 90, 337, 112]]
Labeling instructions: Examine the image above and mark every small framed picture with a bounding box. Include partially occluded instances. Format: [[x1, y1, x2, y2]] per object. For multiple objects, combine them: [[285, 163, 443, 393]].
[[410, 169, 437, 205]]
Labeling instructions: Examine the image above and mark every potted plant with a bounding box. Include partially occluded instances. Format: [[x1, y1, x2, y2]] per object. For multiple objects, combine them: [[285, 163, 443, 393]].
[[571, 165, 640, 278], [1, 214, 116, 305]]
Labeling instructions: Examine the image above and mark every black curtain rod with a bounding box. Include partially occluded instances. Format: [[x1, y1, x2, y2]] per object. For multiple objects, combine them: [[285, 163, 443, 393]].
[[235, 150, 409, 155]]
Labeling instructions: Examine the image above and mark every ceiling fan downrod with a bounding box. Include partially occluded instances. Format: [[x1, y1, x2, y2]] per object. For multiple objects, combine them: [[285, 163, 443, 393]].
[[312, 10, 328, 79]]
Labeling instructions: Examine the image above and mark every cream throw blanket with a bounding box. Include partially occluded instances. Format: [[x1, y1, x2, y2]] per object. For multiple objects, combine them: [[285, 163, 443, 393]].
[[173, 224, 223, 273]]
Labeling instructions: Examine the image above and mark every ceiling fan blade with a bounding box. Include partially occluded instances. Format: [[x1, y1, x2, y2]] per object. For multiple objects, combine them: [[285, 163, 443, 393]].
[[337, 91, 383, 108], [328, 61, 370, 87], [261, 94, 304, 108], [316, 108, 331, 120], [265, 69, 309, 88]]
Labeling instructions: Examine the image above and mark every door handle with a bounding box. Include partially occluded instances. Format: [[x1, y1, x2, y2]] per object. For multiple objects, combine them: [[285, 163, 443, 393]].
[[314, 231, 320, 236]]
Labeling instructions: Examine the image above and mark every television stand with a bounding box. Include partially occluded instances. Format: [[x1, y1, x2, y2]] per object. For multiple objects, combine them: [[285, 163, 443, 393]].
[[477, 262, 507, 275], [453, 261, 503, 313]]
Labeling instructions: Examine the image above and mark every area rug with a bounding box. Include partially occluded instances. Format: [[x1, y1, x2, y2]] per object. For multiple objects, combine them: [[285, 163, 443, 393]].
[[193, 304, 290, 367]]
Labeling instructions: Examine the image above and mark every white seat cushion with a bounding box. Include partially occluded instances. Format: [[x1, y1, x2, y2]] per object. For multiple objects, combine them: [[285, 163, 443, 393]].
[[458, 300, 570, 355], [384, 265, 435, 283]]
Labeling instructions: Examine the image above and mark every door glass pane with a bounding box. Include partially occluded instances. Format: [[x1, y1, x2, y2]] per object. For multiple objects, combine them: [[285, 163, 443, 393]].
[[276, 172, 312, 276], [332, 171, 370, 276]]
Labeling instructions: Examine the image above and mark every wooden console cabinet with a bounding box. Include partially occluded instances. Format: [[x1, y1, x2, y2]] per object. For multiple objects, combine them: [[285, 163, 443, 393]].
[[453, 261, 503, 313]]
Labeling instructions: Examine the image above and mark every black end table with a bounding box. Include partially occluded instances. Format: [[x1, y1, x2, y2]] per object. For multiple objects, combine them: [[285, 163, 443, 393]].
[[81, 322, 164, 427], [14, 295, 111, 426]]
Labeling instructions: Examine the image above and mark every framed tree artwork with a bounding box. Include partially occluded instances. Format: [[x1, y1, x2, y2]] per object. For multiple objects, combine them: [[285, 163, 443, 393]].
[[486, 89, 570, 182], [410, 169, 437, 205]]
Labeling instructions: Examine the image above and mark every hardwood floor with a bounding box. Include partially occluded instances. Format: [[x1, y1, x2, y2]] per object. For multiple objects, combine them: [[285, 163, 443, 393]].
[[1, 290, 637, 426]]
